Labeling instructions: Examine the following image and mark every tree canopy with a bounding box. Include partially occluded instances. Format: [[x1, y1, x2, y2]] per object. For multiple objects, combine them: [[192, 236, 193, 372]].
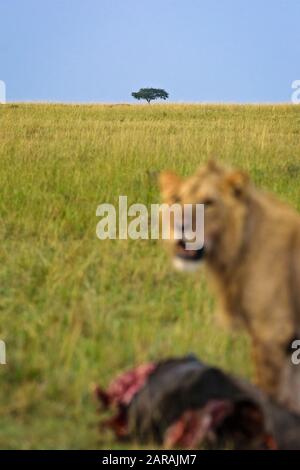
[[131, 88, 169, 104]]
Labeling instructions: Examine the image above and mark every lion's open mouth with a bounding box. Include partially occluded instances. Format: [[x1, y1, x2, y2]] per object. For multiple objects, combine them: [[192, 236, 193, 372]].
[[175, 239, 205, 262]]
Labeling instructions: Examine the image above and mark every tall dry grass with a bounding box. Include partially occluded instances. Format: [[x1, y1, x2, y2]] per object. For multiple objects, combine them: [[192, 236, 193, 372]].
[[0, 103, 299, 448]]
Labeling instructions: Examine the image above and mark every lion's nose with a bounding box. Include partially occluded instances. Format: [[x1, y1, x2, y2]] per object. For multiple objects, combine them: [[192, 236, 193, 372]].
[[175, 223, 192, 234], [177, 239, 186, 249], [174, 223, 184, 240]]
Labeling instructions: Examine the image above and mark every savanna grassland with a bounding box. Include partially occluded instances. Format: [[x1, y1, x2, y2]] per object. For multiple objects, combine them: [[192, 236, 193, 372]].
[[0, 103, 300, 449]]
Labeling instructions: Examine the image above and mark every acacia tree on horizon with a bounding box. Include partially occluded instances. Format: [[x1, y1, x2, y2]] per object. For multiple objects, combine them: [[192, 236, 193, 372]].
[[131, 88, 169, 104]]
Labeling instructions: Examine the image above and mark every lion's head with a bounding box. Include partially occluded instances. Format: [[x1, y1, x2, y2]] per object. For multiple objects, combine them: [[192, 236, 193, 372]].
[[159, 161, 252, 272]]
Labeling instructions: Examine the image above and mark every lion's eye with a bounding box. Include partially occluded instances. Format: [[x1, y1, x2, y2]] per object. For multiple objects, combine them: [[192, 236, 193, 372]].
[[203, 198, 215, 207]]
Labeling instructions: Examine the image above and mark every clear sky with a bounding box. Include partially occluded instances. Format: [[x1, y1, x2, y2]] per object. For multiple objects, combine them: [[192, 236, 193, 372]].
[[1, 0, 300, 103]]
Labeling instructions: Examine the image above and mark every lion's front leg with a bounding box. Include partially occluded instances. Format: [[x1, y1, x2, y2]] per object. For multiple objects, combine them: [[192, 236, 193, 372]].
[[251, 340, 286, 400]]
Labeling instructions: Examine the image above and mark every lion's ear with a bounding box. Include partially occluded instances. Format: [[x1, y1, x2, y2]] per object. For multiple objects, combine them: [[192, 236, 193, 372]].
[[158, 170, 182, 202], [206, 159, 223, 172], [225, 170, 250, 198], [197, 159, 225, 176]]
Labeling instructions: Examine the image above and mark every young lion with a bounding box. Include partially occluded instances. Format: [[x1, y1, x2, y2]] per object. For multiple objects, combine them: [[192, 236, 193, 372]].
[[159, 161, 300, 411]]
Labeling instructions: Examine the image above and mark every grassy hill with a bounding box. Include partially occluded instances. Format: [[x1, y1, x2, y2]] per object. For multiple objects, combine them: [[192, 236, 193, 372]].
[[0, 103, 299, 448]]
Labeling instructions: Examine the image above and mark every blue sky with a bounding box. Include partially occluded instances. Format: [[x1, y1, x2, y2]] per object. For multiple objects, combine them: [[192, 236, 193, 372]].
[[1, 0, 300, 103]]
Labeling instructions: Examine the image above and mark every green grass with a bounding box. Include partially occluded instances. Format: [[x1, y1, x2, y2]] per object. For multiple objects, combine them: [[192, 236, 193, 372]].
[[0, 103, 300, 449]]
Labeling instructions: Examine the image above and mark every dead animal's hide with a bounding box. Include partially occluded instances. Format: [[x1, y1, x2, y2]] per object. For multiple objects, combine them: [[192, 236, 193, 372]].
[[95, 355, 300, 450]]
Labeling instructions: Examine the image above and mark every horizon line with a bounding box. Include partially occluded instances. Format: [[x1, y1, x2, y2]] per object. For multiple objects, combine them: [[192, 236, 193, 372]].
[[2, 101, 295, 106]]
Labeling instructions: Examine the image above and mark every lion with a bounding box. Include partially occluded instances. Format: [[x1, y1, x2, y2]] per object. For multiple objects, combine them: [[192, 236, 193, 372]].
[[159, 160, 300, 412]]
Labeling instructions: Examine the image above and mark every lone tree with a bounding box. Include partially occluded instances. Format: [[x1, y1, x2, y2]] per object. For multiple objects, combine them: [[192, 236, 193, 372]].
[[131, 88, 169, 104]]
